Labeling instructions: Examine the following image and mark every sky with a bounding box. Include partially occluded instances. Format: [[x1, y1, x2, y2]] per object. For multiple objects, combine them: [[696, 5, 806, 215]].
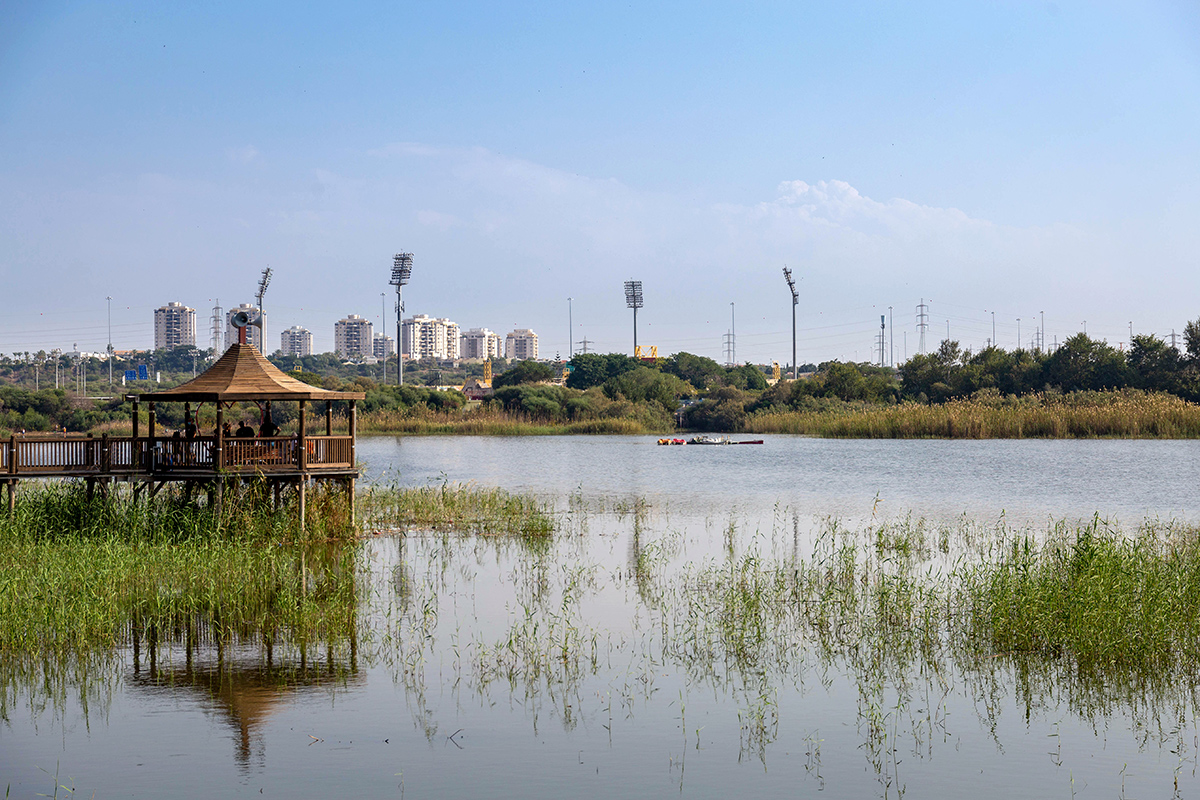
[[2, 1, 1199, 366]]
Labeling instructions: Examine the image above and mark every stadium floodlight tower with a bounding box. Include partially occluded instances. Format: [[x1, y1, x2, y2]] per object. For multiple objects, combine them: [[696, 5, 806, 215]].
[[624, 280, 643, 354], [255, 267, 272, 350], [390, 253, 414, 385], [783, 267, 798, 379]]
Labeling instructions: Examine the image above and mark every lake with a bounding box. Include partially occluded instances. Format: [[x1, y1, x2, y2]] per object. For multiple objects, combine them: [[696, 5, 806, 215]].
[[4, 435, 1200, 798]]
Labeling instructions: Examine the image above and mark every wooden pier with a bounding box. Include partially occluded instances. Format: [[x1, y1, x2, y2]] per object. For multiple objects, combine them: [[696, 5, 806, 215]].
[[0, 343, 365, 529]]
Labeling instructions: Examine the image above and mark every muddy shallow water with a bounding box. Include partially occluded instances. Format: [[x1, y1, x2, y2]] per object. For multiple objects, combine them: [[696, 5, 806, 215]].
[[4, 435, 1200, 798]]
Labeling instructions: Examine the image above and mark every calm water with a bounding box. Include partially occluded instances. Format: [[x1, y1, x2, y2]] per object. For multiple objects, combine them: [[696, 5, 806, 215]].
[[4, 435, 1200, 798]]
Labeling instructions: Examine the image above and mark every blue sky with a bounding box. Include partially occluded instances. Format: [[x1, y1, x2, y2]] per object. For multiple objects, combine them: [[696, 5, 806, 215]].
[[2, 1, 1198, 364]]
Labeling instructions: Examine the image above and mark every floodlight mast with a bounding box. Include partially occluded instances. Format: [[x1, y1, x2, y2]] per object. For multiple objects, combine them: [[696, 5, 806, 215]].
[[783, 267, 798, 379], [390, 253, 414, 385], [256, 267, 272, 351], [624, 280, 643, 354]]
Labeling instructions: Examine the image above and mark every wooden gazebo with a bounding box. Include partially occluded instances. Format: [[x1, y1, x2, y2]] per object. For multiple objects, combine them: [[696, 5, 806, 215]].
[[1, 343, 364, 529]]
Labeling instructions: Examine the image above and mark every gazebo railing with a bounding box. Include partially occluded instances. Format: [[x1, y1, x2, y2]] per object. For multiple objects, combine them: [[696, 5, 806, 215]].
[[2, 434, 355, 476]]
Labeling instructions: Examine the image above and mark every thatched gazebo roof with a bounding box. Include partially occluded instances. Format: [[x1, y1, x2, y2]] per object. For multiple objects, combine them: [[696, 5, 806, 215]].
[[138, 343, 365, 403]]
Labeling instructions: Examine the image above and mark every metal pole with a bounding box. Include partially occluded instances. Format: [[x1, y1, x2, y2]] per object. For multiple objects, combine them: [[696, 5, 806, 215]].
[[888, 306, 893, 367], [730, 302, 735, 366], [397, 286, 404, 386], [791, 302, 796, 380], [633, 305, 638, 353], [106, 296, 113, 389], [381, 292, 386, 384], [568, 297, 573, 358]]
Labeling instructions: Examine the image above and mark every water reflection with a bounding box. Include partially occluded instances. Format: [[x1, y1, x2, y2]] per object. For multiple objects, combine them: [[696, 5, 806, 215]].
[[127, 641, 362, 768]]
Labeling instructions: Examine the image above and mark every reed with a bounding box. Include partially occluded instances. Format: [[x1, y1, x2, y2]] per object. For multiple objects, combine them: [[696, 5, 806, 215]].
[[0, 483, 363, 713], [746, 390, 1200, 438], [361, 482, 555, 537]]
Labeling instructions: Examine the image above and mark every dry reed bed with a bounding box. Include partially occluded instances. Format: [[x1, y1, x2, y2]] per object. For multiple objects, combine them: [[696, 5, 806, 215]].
[[747, 392, 1200, 438]]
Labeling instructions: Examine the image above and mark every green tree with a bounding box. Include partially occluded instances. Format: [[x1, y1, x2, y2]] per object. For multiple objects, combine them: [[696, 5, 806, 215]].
[[1043, 334, 1129, 392], [565, 353, 640, 390], [602, 367, 693, 410], [1128, 334, 1181, 393], [493, 360, 556, 388]]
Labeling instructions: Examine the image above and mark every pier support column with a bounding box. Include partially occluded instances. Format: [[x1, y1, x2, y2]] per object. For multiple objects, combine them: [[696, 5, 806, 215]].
[[214, 475, 224, 522], [298, 478, 306, 534], [5, 481, 14, 514]]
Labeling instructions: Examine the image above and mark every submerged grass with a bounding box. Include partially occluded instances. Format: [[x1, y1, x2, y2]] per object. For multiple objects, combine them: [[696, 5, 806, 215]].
[[747, 390, 1200, 438], [361, 481, 555, 537], [0, 483, 362, 716]]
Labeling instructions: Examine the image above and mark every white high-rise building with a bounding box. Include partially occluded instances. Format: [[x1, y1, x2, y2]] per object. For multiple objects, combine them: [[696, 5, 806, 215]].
[[402, 314, 460, 361], [281, 326, 313, 357], [154, 302, 197, 350], [373, 334, 395, 360], [459, 328, 502, 360], [334, 314, 373, 360], [505, 329, 539, 361], [224, 303, 264, 351]]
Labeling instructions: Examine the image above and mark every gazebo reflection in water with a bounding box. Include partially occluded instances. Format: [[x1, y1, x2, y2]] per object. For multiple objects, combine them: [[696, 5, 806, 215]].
[[0, 342, 365, 529]]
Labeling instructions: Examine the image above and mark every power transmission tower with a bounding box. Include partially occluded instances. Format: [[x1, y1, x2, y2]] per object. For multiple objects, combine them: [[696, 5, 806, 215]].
[[916, 299, 929, 354], [1170, 329, 1180, 350], [723, 332, 735, 367], [579, 337, 593, 354]]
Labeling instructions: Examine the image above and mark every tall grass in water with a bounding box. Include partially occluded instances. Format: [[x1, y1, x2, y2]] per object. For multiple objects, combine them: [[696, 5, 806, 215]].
[[361, 482, 555, 537], [747, 390, 1200, 438], [0, 483, 362, 715], [959, 516, 1200, 675]]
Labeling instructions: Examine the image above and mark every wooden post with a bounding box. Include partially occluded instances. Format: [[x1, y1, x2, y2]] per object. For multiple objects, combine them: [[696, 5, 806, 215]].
[[213, 403, 225, 521], [325, 400, 332, 436], [101, 433, 110, 474], [297, 400, 307, 534], [298, 478, 306, 534], [348, 399, 357, 526], [215, 403, 225, 469], [131, 400, 140, 469], [297, 400, 307, 470], [147, 403, 156, 471], [5, 435, 14, 514], [348, 400, 357, 464]]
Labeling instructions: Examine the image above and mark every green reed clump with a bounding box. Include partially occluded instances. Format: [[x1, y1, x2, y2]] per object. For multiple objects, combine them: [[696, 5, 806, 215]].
[[361, 482, 555, 537], [958, 518, 1200, 673], [0, 484, 363, 683]]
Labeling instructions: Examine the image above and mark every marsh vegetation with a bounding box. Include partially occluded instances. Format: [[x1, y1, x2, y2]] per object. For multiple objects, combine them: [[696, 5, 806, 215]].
[[6, 477, 1200, 797]]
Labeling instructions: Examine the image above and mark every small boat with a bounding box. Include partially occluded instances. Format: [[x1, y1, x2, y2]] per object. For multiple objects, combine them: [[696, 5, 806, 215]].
[[688, 435, 732, 445], [657, 438, 687, 445]]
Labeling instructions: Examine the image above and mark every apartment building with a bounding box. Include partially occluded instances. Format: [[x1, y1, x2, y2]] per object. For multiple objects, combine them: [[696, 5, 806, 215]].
[[505, 328, 538, 361], [402, 314, 460, 361], [459, 327, 501, 360], [154, 302, 197, 350], [280, 326, 313, 357], [373, 334, 395, 360], [334, 314, 373, 360]]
